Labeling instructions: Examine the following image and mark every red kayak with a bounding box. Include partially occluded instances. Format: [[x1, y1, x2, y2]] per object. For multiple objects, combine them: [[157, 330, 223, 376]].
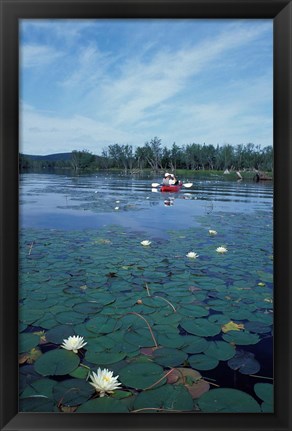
[[160, 181, 183, 192]]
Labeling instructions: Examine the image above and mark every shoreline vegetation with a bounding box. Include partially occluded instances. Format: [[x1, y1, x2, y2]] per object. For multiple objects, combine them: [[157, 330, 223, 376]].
[[19, 138, 273, 181]]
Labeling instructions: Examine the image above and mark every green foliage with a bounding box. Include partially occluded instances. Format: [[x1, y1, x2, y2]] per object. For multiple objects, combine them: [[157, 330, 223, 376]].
[[133, 384, 194, 412], [19, 140, 273, 172], [18, 209, 273, 412], [34, 349, 80, 376], [198, 388, 261, 412]]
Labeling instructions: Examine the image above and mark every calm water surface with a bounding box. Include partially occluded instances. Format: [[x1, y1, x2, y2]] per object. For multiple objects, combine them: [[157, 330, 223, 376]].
[[19, 172, 273, 237]]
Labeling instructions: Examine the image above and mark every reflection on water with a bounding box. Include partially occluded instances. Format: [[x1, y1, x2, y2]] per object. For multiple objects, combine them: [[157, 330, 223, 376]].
[[19, 172, 273, 236]]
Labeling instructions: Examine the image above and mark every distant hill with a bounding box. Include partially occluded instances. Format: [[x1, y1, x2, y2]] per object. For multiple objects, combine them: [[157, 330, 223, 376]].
[[21, 153, 72, 161]]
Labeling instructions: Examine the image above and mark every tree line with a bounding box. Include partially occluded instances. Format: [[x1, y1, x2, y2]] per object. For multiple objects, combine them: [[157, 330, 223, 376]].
[[19, 137, 273, 173]]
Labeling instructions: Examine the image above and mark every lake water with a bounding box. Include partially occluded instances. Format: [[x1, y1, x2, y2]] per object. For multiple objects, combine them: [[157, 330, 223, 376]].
[[18, 172, 274, 413], [19, 171, 273, 236]]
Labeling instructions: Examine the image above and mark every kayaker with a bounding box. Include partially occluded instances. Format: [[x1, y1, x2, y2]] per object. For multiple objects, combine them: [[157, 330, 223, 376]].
[[170, 174, 179, 185], [162, 173, 172, 185]]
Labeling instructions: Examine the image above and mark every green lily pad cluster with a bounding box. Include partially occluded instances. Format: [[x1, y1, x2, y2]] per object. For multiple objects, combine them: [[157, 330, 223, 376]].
[[19, 208, 273, 413]]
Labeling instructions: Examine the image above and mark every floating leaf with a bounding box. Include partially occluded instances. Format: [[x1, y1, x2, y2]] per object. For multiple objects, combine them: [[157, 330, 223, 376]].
[[86, 316, 121, 334], [77, 397, 129, 413], [181, 335, 208, 354], [167, 368, 210, 399], [180, 319, 220, 337], [19, 347, 42, 364], [69, 366, 89, 380], [156, 333, 184, 349], [34, 349, 80, 376], [19, 308, 44, 325], [222, 330, 260, 345], [153, 347, 188, 367], [178, 305, 209, 318], [221, 321, 245, 333], [53, 379, 95, 406], [244, 321, 271, 334], [204, 341, 236, 361], [188, 354, 219, 371], [124, 328, 156, 348], [55, 311, 85, 325], [85, 350, 126, 365], [119, 362, 165, 390], [198, 388, 261, 412], [254, 383, 273, 404], [19, 333, 40, 353], [45, 325, 76, 345], [73, 302, 102, 314], [227, 350, 260, 375], [133, 384, 194, 412], [20, 378, 56, 399], [20, 397, 54, 412], [208, 314, 230, 324]]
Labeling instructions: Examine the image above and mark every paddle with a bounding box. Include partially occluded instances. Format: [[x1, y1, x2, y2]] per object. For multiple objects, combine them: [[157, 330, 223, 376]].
[[151, 182, 193, 188]]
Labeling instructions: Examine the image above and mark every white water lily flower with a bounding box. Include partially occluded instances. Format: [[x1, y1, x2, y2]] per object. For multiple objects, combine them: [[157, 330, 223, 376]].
[[216, 246, 228, 253], [141, 240, 151, 246], [186, 252, 199, 259], [114, 206, 119, 210], [61, 335, 87, 353], [89, 368, 121, 397], [209, 230, 217, 235]]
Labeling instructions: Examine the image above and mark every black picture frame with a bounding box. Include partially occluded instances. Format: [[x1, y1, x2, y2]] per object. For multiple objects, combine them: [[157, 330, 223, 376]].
[[0, 0, 291, 430]]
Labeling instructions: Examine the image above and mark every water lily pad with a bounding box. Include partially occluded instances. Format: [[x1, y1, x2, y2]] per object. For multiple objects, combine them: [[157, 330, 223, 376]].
[[188, 354, 219, 371], [85, 316, 121, 334], [254, 383, 273, 404], [156, 333, 184, 349], [19, 308, 45, 325], [244, 321, 271, 334], [77, 397, 129, 413], [180, 319, 221, 337], [73, 302, 102, 314], [20, 396, 54, 412], [178, 305, 209, 318], [19, 333, 40, 353], [85, 350, 126, 365], [167, 367, 210, 399], [53, 379, 95, 406], [34, 349, 80, 376], [69, 366, 89, 379], [20, 378, 57, 399], [153, 347, 188, 367], [197, 388, 261, 412], [119, 362, 165, 390], [222, 331, 260, 346], [55, 311, 85, 325], [204, 341, 236, 361], [133, 384, 194, 412], [208, 314, 230, 324], [227, 350, 260, 375], [261, 401, 274, 412], [124, 328, 157, 348], [45, 325, 76, 345], [181, 335, 209, 354]]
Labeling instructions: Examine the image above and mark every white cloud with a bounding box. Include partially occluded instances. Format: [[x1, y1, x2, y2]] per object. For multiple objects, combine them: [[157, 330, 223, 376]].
[[20, 20, 272, 153], [91, 21, 272, 129], [20, 44, 63, 68], [19, 104, 137, 155]]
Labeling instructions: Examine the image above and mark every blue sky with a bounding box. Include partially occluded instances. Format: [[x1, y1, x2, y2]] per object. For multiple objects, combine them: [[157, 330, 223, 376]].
[[20, 19, 273, 155]]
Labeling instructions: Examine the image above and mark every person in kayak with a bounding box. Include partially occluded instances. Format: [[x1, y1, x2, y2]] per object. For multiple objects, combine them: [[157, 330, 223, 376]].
[[162, 173, 172, 185], [169, 174, 179, 185]]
